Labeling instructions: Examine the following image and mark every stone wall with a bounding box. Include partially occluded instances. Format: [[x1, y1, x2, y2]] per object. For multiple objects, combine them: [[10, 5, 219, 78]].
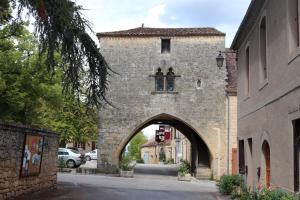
[[97, 35, 231, 179], [0, 122, 59, 200]]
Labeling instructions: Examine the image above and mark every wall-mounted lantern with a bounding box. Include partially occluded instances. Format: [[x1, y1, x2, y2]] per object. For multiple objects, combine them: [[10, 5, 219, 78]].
[[216, 50, 238, 69], [216, 51, 225, 69]]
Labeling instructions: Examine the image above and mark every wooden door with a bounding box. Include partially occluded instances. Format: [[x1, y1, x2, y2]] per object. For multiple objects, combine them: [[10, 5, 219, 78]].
[[232, 148, 238, 175], [263, 141, 271, 188]]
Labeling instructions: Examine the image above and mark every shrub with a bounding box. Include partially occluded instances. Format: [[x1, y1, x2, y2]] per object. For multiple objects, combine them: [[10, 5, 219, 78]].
[[259, 188, 293, 200], [218, 178, 295, 200], [178, 160, 191, 176], [119, 156, 135, 171], [57, 157, 65, 170], [217, 175, 243, 195]]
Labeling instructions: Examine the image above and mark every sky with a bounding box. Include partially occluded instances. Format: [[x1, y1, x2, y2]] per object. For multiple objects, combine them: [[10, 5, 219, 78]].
[[73, 0, 251, 139], [77, 0, 251, 47]]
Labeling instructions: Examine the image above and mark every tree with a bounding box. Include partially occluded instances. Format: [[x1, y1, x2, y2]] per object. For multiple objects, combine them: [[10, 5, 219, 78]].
[[0, 22, 62, 124], [0, 0, 111, 108], [0, 22, 99, 144], [127, 132, 147, 161]]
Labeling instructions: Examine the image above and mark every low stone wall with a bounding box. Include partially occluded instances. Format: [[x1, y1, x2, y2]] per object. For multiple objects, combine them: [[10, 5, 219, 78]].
[[0, 122, 59, 200]]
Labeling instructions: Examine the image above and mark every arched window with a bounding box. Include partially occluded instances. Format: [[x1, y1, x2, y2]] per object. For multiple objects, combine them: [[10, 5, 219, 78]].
[[155, 68, 164, 91], [166, 68, 175, 91]]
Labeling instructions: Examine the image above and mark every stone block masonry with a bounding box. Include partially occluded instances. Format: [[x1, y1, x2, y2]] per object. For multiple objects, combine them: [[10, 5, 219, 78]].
[[96, 27, 236, 180], [0, 122, 59, 200]]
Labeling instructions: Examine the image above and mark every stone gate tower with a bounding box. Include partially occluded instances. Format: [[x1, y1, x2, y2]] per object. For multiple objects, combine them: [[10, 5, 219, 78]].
[[96, 27, 237, 179]]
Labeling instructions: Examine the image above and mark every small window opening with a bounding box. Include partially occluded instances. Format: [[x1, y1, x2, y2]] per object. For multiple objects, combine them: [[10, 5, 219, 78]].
[[245, 46, 250, 95], [196, 79, 202, 89], [155, 68, 164, 91], [289, 0, 299, 50], [260, 17, 267, 80], [161, 39, 171, 53], [166, 68, 175, 91]]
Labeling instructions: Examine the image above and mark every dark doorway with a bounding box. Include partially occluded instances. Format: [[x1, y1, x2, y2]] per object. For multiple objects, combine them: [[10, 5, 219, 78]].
[[262, 141, 270, 188], [294, 119, 300, 192]]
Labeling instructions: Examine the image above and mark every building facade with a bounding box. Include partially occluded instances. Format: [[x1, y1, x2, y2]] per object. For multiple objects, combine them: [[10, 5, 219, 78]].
[[97, 26, 237, 179], [140, 125, 191, 165], [231, 0, 300, 191]]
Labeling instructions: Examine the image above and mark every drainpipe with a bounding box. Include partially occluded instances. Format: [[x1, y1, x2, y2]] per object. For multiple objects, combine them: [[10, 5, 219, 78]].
[[226, 93, 230, 175]]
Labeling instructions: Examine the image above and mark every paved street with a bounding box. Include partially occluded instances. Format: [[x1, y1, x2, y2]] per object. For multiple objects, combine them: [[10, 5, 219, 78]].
[[134, 163, 178, 177], [15, 165, 224, 200]]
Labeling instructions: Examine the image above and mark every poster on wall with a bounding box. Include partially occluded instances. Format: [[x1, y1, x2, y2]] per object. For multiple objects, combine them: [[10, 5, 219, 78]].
[[20, 134, 44, 177]]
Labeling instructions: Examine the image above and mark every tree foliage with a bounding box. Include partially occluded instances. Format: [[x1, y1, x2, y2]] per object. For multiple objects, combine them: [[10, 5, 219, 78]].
[[1, 0, 111, 108], [127, 132, 147, 160], [0, 22, 98, 144]]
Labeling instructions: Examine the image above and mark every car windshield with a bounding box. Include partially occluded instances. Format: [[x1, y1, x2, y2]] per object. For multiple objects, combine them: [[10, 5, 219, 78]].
[[70, 149, 80, 154]]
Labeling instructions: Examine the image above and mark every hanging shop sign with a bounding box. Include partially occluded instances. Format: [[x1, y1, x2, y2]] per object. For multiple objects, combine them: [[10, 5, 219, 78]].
[[155, 130, 165, 143]]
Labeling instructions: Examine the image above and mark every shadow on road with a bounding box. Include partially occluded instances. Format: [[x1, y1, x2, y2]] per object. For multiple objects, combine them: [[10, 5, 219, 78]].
[[134, 164, 178, 176]]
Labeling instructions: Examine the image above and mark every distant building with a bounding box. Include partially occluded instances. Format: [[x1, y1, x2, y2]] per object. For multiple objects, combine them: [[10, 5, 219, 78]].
[[140, 125, 191, 165], [231, 0, 300, 191]]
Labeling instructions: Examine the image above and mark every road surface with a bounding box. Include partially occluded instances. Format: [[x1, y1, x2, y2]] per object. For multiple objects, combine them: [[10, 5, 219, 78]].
[[15, 164, 224, 200]]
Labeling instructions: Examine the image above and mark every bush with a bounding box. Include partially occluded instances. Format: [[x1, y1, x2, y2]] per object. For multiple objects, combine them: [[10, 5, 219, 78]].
[[217, 176, 295, 200], [259, 188, 293, 200], [119, 156, 135, 171], [57, 157, 65, 170], [178, 160, 191, 176], [217, 175, 243, 195]]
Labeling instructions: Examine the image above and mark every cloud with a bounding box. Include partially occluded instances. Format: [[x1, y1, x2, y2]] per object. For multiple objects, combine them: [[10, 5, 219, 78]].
[[77, 0, 251, 47], [144, 4, 167, 27]]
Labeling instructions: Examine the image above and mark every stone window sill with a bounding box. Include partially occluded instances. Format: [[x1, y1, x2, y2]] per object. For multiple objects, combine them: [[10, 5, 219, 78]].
[[243, 95, 250, 102], [151, 91, 179, 95], [288, 47, 300, 65], [259, 80, 268, 91]]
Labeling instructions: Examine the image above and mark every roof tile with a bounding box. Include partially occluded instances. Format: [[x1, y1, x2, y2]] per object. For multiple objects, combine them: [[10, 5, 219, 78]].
[[97, 27, 225, 37]]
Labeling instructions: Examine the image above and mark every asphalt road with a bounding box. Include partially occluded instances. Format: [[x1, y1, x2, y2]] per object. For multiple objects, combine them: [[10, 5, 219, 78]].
[[15, 165, 224, 200], [134, 163, 178, 176]]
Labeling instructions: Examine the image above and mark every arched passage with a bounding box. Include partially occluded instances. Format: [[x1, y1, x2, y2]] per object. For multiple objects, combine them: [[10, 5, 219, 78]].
[[116, 113, 212, 175], [262, 140, 271, 188]]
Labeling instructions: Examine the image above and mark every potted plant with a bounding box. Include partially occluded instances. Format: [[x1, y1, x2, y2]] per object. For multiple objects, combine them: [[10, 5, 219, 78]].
[[119, 156, 135, 178], [178, 159, 191, 181]]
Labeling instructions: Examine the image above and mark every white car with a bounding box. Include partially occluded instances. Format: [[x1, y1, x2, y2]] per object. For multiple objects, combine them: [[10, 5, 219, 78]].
[[85, 149, 97, 161], [58, 148, 84, 168]]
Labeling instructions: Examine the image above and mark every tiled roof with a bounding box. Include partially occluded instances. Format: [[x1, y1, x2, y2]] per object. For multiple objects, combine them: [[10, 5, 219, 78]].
[[97, 27, 225, 37], [225, 49, 237, 95], [141, 138, 158, 147]]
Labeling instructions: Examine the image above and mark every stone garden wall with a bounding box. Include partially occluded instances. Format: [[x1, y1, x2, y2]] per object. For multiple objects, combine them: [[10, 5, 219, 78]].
[[0, 122, 59, 200]]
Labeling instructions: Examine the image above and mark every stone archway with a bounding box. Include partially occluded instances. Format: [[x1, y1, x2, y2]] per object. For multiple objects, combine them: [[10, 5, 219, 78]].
[[98, 111, 228, 179], [116, 113, 212, 174]]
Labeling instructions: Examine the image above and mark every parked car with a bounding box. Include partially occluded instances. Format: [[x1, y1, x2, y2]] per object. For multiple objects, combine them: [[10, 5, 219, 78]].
[[58, 148, 84, 168], [85, 149, 97, 161], [67, 147, 80, 152]]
